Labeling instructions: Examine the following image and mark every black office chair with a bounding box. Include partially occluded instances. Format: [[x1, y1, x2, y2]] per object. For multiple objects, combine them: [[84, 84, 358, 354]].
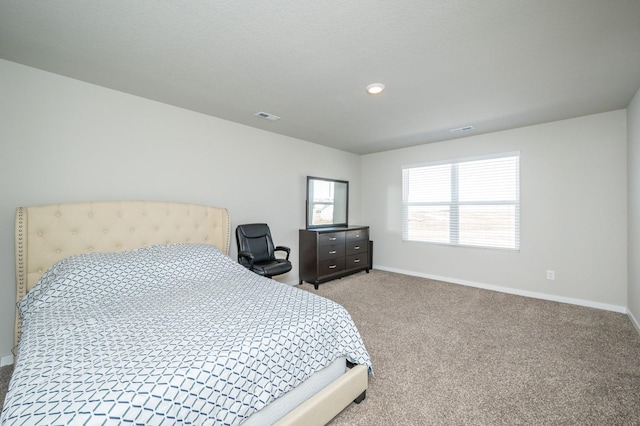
[[236, 223, 292, 278]]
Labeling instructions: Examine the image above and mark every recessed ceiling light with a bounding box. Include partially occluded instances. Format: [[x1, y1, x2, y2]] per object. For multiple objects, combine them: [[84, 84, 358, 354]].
[[366, 83, 385, 95]]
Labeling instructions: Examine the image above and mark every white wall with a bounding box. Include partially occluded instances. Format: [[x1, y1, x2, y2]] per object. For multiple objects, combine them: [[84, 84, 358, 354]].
[[0, 59, 361, 362], [362, 111, 628, 311], [628, 87, 640, 332], [0, 57, 633, 362]]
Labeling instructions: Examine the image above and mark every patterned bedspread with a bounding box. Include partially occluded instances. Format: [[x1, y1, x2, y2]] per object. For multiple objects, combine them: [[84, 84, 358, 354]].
[[1, 244, 371, 425]]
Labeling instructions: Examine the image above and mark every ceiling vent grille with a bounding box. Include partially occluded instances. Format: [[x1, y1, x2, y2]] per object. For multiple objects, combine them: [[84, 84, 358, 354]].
[[254, 111, 281, 122], [449, 125, 474, 134]]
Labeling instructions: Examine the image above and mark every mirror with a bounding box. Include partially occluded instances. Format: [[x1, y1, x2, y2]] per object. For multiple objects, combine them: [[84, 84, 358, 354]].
[[306, 176, 349, 229]]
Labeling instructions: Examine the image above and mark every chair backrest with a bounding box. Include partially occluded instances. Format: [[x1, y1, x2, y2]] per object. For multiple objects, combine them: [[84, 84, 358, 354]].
[[236, 223, 276, 263]]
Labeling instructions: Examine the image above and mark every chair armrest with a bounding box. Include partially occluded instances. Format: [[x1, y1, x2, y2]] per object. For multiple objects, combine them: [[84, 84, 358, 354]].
[[238, 251, 255, 268], [275, 246, 291, 260]]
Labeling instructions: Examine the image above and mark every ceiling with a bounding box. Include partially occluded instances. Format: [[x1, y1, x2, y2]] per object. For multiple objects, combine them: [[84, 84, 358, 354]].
[[1, 1, 639, 155]]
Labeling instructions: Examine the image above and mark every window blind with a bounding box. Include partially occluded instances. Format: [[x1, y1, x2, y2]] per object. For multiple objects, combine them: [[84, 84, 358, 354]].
[[402, 152, 520, 250]]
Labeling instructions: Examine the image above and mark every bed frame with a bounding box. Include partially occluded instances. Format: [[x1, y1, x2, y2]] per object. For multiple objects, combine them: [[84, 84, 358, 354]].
[[13, 200, 367, 426]]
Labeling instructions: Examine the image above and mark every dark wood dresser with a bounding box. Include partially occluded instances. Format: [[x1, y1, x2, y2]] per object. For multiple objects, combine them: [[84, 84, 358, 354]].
[[299, 225, 370, 289]]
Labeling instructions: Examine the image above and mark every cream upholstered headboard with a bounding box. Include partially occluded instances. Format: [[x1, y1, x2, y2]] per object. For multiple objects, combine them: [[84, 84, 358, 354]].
[[14, 200, 230, 350]]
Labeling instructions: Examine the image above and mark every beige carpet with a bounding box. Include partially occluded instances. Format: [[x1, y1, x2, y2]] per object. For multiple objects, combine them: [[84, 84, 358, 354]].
[[2, 270, 640, 424], [301, 270, 640, 425], [0, 363, 11, 413]]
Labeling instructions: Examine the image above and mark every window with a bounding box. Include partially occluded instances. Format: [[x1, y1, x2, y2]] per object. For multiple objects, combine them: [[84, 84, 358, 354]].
[[402, 152, 520, 250]]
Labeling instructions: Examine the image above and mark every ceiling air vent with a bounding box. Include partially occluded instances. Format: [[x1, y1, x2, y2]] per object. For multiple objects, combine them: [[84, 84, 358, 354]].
[[449, 125, 474, 134], [254, 111, 281, 122]]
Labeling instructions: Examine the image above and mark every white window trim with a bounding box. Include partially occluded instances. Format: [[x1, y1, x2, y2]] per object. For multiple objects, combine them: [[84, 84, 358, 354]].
[[402, 151, 520, 251]]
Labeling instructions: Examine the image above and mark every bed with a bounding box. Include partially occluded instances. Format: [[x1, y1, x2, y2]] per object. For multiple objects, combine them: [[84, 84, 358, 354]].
[[2, 201, 371, 425]]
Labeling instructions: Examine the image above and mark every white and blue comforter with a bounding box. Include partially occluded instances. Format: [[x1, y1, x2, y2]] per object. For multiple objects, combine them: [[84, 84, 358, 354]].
[[1, 244, 371, 425]]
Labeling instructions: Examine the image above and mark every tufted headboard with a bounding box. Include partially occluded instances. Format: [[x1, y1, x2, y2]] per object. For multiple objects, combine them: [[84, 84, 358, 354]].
[[14, 200, 231, 350]]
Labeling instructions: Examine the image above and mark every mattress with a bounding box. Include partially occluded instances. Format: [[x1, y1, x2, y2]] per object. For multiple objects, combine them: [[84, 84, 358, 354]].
[[1, 243, 371, 425]]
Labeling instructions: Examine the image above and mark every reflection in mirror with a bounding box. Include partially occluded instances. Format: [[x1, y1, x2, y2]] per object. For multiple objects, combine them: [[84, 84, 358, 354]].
[[306, 176, 349, 228]]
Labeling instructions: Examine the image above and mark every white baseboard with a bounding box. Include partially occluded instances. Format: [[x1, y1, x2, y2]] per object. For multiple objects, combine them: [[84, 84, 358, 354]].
[[1, 353, 14, 367], [628, 309, 640, 336], [374, 265, 627, 314]]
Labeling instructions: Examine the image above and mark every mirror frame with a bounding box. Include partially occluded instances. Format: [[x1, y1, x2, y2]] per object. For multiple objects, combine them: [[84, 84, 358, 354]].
[[306, 176, 349, 229]]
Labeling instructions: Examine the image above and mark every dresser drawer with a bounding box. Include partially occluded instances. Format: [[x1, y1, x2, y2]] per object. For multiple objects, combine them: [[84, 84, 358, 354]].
[[319, 257, 345, 276], [346, 228, 368, 242], [318, 244, 345, 260], [299, 226, 370, 288], [346, 253, 368, 270], [318, 232, 346, 246], [346, 240, 367, 256]]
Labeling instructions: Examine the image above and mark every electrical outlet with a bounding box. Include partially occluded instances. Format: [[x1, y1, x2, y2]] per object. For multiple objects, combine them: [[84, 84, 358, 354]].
[[546, 270, 555, 280]]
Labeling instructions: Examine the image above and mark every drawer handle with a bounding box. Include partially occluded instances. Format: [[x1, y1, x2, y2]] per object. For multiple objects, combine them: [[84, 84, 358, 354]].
[[355, 234, 360, 237], [329, 264, 337, 269], [329, 250, 337, 254], [354, 246, 360, 250], [329, 237, 337, 241], [354, 259, 360, 263]]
